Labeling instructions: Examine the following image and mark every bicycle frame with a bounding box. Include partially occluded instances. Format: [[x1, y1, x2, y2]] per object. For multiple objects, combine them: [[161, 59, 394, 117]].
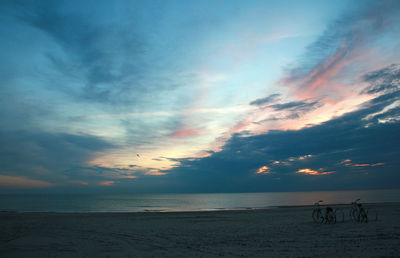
[[350, 198, 368, 223], [312, 200, 336, 224]]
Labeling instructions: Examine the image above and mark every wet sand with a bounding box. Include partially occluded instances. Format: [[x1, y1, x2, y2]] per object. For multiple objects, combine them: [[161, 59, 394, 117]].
[[1, 203, 399, 257]]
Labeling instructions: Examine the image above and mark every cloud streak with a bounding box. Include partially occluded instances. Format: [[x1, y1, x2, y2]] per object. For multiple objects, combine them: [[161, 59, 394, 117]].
[[12, 0, 147, 104], [362, 64, 400, 94], [159, 70, 400, 192], [250, 94, 281, 106], [268, 100, 319, 111], [296, 168, 335, 176], [281, 0, 400, 99], [0, 175, 54, 188], [226, 1, 400, 140], [0, 130, 116, 189], [1, 1, 399, 193]]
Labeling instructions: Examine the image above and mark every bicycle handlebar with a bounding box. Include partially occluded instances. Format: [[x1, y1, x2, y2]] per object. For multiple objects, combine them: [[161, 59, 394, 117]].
[[314, 200, 323, 205]]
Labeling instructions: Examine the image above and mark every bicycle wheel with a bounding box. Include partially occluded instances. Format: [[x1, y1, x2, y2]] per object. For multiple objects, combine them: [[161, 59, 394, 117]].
[[326, 213, 336, 224], [351, 209, 360, 222], [360, 209, 368, 223], [312, 210, 324, 223], [349, 209, 354, 221], [312, 210, 318, 222]]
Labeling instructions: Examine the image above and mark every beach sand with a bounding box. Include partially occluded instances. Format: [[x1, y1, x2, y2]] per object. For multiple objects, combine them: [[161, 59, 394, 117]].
[[1, 203, 399, 257]]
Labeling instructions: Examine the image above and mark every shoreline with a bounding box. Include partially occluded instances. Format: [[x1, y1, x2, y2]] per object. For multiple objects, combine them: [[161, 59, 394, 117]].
[[1, 201, 398, 214], [1, 202, 399, 257]]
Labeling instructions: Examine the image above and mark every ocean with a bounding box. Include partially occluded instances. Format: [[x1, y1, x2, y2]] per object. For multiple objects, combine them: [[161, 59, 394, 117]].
[[1, 189, 399, 213]]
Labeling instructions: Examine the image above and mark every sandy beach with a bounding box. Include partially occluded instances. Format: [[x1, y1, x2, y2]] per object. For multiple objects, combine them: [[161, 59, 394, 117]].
[[1, 203, 399, 257]]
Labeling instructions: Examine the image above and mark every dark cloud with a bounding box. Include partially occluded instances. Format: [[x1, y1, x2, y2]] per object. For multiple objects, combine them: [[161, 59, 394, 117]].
[[62, 166, 136, 182], [253, 113, 300, 125], [161, 75, 400, 192], [268, 100, 319, 111], [362, 64, 400, 94], [251, 100, 320, 125], [0, 130, 115, 184], [160, 156, 200, 164], [249, 93, 280, 106], [0, 0, 190, 160], [1, 65, 399, 194], [12, 1, 146, 104], [0, 0, 185, 108]]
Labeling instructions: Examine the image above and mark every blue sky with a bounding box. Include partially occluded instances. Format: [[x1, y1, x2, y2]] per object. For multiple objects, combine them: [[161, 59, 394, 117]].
[[0, 0, 399, 193]]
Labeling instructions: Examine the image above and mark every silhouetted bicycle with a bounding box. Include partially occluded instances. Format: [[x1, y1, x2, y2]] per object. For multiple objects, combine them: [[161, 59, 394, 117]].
[[312, 200, 324, 223], [312, 200, 336, 224], [350, 198, 368, 223]]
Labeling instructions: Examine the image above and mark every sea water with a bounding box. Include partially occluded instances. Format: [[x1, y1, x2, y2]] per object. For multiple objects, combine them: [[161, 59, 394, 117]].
[[0, 189, 399, 213]]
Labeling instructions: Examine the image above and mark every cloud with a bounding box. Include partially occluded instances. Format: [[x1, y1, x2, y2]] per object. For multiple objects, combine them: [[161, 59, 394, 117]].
[[62, 165, 139, 184], [0, 175, 54, 188], [249, 93, 280, 106], [255, 166, 272, 175], [230, 1, 400, 141], [1, 2, 399, 194], [253, 113, 301, 125], [296, 168, 335, 176], [1, 63, 399, 193], [352, 163, 384, 167], [170, 124, 203, 139], [268, 100, 319, 111], [68, 180, 89, 186], [341, 159, 385, 167], [363, 100, 400, 121], [280, 1, 400, 99], [145, 170, 168, 176], [0, 0, 188, 111], [98, 181, 116, 186], [0, 130, 115, 188], [362, 64, 400, 94], [11, 1, 147, 104], [161, 79, 400, 192]]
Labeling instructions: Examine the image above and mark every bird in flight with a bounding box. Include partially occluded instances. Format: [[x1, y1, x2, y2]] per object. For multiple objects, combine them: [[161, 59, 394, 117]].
[[136, 153, 140, 158]]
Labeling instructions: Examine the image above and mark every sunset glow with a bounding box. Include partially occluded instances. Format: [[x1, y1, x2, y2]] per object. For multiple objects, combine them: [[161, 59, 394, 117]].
[[256, 166, 272, 175], [296, 169, 335, 176], [0, 0, 399, 193]]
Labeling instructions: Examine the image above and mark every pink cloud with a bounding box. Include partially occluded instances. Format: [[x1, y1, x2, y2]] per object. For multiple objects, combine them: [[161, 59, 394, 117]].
[[255, 166, 272, 175], [341, 159, 384, 167], [170, 127, 201, 138], [119, 175, 137, 179], [296, 168, 335, 175], [145, 169, 167, 176], [280, 46, 352, 100], [98, 180, 115, 186], [351, 162, 384, 167], [0, 175, 54, 188]]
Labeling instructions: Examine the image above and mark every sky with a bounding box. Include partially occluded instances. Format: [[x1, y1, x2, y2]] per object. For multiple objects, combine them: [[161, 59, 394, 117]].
[[0, 0, 399, 193]]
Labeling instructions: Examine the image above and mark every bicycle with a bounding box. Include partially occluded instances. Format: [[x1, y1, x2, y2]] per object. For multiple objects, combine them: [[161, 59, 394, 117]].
[[312, 200, 324, 223], [312, 200, 336, 224], [350, 198, 368, 223], [324, 206, 337, 224]]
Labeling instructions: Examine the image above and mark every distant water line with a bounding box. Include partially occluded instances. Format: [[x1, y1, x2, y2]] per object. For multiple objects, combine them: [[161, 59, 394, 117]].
[[0, 189, 399, 213]]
